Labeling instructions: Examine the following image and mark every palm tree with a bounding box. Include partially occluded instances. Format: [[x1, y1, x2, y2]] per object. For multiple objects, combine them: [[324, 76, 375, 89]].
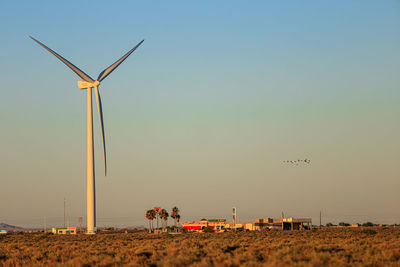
[[160, 209, 169, 230], [171, 206, 181, 232], [145, 209, 154, 233], [164, 211, 169, 229], [171, 206, 180, 232], [145, 210, 152, 233], [151, 210, 156, 231], [154, 207, 161, 232]]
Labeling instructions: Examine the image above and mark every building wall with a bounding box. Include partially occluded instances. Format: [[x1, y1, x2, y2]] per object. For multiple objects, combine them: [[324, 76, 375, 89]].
[[255, 218, 312, 230], [52, 227, 77, 234], [182, 219, 227, 232]]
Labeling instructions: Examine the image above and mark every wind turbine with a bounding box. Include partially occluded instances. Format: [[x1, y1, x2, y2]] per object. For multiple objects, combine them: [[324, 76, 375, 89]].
[[30, 36, 144, 234]]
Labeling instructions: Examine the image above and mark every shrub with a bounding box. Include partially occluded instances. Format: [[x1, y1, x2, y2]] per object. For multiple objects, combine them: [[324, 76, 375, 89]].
[[362, 222, 374, 227], [361, 229, 377, 235], [203, 226, 214, 233], [2, 227, 400, 265]]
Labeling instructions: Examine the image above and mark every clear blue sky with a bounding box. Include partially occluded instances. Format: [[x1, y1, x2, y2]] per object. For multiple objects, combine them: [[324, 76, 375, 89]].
[[0, 1, 399, 228]]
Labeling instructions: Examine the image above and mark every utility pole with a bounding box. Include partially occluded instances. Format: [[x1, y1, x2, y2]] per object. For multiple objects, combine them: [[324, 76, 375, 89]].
[[64, 198, 66, 228], [156, 213, 159, 233], [232, 207, 237, 232], [320, 211, 322, 227], [44, 216, 46, 233], [79, 217, 83, 233]]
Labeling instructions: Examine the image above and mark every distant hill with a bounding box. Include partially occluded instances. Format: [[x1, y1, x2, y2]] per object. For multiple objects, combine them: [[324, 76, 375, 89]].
[[0, 223, 24, 230]]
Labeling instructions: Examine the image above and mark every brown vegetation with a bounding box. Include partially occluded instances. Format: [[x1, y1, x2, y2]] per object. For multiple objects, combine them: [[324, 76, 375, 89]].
[[1, 227, 400, 266]]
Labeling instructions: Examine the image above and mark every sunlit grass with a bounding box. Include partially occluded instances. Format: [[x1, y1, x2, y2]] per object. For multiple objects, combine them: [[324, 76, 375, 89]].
[[1, 227, 400, 266]]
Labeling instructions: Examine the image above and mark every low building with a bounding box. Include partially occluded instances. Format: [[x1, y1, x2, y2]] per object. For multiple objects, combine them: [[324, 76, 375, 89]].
[[183, 216, 312, 232], [52, 227, 77, 234], [255, 217, 312, 230], [226, 222, 255, 231], [182, 219, 227, 232]]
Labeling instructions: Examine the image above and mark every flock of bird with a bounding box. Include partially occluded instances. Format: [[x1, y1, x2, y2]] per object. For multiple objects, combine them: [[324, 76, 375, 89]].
[[284, 159, 311, 166]]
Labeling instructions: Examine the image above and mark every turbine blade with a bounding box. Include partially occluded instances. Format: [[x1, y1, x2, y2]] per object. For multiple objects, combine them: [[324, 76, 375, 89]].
[[94, 86, 107, 176], [30, 36, 94, 82], [97, 39, 144, 82]]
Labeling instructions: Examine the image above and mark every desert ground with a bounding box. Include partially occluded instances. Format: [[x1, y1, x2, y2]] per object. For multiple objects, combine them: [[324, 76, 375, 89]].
[[1, 227, 400, 266]]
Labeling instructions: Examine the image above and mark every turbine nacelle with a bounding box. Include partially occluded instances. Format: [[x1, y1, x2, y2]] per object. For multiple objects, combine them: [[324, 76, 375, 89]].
[[78, 80, 100, 89]]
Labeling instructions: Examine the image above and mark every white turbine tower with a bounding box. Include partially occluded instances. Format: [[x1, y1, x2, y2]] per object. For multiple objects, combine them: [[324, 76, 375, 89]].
[[30, 36, 144, 234]]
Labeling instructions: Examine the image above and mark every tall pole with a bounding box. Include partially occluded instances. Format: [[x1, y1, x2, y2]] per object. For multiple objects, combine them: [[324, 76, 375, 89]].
[[64, 198, 66, 228], [87, 87, 96, 234], [320, 211, 322, 226], [233, 207, 237, 232], [44, 216, 46, 233], [79, 217, 83, 234]]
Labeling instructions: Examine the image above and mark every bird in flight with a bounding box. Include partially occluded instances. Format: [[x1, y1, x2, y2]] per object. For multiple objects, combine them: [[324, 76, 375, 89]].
[[284, 159, 311, 165]]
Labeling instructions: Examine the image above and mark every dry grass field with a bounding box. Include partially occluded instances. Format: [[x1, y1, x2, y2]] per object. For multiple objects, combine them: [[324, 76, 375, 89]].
[[1, 227, 400, 266]]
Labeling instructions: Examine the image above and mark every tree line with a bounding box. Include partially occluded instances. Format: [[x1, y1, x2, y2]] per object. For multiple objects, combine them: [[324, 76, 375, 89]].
[[145, 206, 180, 233]]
